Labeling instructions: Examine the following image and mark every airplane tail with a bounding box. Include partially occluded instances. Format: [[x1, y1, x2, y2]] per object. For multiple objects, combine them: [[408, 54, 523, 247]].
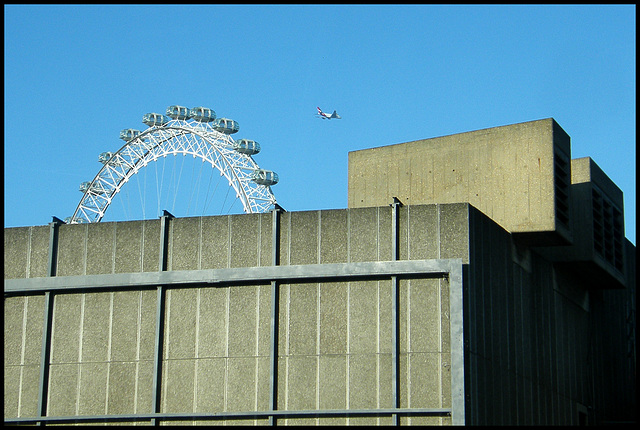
[[331, 110, 341, 119]]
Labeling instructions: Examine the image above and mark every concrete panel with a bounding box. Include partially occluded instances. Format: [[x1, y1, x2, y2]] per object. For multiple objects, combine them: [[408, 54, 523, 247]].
[[407, 205, 439, 260], [142, 219, 161, 272], [19, 365, 41, 418], [161, 359, 195, 413], [4, 366, 20, 417], [4, 296, 24, 366], [348, 207, 380, 262], [226, 357, 257, 412], [408, 278, 441, 353], [439, 204, 470, 262], [258, 213, 273, 267], [349, 281, 378, 354], [194, 358, 225, 412], [227, 285, 258, 357], [47, 363, 79, 416], [319, 209, 348, 264], [81, 292, 111, 362], [170, 216, 201, 271], [287, 283, 318, 356], [230, 213, 260, 268], [57, 224, 87, 276], [285, 355, 317, 421], [111, 290, 143, 362], [28, 225, 50, 278], [107, 362, 138, 415], [77, 362, 108, 415], [377, 280, 393, 354], [51, 294, 82, 364], [85, 222, 115, 275], [288, 211, 319, 265], [165, 288, 198, 359], [319, 282, 347, 354], [200, 215, 230, 269], [318, 355, 347, 425], [348, 354, 378, 425], [114, 221, 143, 274], [4, 227, 29, 279], [257, 284, 271, 358], [197, 287, 228, 358]]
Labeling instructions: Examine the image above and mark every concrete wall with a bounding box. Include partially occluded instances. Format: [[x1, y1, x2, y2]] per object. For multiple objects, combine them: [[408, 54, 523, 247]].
[[4, 203, 635, 425], [4, 205, 470, 425], [348, 118, 572, 245]]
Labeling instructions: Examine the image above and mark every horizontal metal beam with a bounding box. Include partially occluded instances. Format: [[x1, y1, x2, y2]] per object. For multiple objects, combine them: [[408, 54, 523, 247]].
[[4, 259, 459, 295], [5, 407, 452, 424]]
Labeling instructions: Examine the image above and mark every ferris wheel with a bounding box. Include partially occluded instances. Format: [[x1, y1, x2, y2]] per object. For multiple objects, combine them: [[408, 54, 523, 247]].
[[66, 105, 279, 224]]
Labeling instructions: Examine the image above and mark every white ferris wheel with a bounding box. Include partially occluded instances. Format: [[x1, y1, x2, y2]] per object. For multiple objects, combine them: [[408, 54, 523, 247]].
[[66, 105, 279, 224]]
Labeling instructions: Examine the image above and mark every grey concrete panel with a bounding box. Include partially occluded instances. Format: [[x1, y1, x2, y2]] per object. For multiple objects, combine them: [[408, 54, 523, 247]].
[[28, 225, 50, 278], [4, 366, 20, 417], [194, 358, 225, 412], [349, 281, 378, 354], [288, 210, 319, 265], [256, 284, 271, 358], [197, 287, 228, 358], [77, 362, 108, 415], [57, 224, 87, 276], [161, 359, 195, 413], [111, 290, 144, 362], [80, 292, 111, 362], [50, 294, 82, 364], [170, 216, 201, 271], [258, 213, 272, 267], [114, 221, 143, 274], [142, 219, 161, 272], [164, 288, 198, 359], [230, 213, 260, 268], [200, 215, 230, 269], [4, 227, 29, 279], [47, 363, 79, 416], [226, 357, 257, 412], [438, 204, 470, 262], [319, 209, 348, 264], [227, 285, 259, 357], [284, 355, 317, 422], [318, 355, 347, 425], [408, 278, 441, 353], [319, 282, 347, 355], [348, 206, 380, 263], [407, 353, 441, 409], [286, 283, 318, 356], [85, 222, 116, 275], [377, 280, 393, 354], [348, 354, 378, 422], [19, 365, 41, 418], [4, 296, 24, 366], [407, 205, 439, 260]]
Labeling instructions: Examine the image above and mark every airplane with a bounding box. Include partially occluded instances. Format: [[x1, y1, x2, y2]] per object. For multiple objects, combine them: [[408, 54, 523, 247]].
[[316, 107, 341, 120]]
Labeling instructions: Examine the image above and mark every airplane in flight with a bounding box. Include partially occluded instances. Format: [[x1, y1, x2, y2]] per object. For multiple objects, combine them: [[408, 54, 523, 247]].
[[316, 107, 341, 120]]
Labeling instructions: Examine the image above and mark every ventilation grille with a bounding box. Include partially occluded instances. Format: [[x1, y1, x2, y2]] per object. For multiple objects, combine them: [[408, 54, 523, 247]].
[[554, 151, 571, 229], [592, 186, 624, 272]]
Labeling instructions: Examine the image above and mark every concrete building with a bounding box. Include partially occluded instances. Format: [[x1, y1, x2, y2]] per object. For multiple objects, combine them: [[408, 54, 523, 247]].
[[4, 118, 635, 425]]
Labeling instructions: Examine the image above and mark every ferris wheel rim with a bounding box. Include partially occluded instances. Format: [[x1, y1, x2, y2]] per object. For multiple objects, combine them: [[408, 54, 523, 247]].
[[69, 117, 277, 223]]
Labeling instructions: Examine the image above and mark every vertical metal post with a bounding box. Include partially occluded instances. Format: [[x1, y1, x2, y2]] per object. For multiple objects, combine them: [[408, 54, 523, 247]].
[[390, 198, 402, 425], [37, 217, 64, 424], [151, 210, 173, 425], [448, 260, 465, 425], [269, 206, 282, 425]]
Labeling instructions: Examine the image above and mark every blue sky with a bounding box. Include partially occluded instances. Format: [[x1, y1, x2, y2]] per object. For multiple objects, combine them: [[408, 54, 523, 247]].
[[4, 5, 636, 244]]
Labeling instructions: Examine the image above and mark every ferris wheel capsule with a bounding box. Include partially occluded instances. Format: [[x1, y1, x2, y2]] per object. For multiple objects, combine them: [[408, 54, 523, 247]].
[[80, 181, 109, 195], [213, 118, 239, 134], [251, 169, 279, 186], [142, 112, 170, 127], [190, 106, 216, 122], [166, 105, 191, 120], [120, 129, 141, 141], [98, 152, 114, 164], [233, 139, 260, 155]]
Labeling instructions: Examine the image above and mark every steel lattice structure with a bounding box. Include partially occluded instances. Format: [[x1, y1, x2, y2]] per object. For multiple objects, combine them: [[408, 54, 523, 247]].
[[68, 107, 278, 224]]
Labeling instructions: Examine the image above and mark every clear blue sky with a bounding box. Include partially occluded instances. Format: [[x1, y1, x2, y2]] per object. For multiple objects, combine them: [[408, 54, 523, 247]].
[[4, 5, 636, 244]]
